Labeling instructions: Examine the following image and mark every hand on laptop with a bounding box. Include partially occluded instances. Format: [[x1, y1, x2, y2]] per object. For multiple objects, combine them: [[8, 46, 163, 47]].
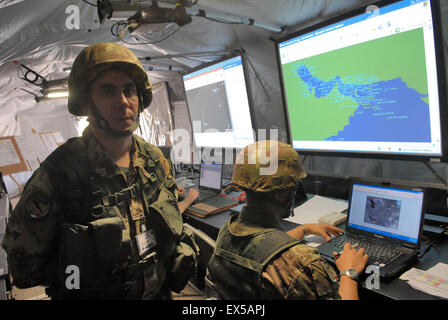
[[177, 186, 199, 201], [288, 223, 344, 240], [304, 223, 344, 242], [186, 188, 199, 202], [178, 188, 199, 214], [333, 242, 369, 275]]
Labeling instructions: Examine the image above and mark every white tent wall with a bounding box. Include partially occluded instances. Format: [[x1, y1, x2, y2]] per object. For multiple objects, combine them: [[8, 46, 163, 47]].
[[16, 99, 79, 138], [0, 0, 447, 189]]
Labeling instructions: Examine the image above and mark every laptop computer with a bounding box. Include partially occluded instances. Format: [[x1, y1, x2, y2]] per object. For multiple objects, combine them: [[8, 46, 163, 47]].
[[318, 181, 425, 282], [194, 163, 224, 202]]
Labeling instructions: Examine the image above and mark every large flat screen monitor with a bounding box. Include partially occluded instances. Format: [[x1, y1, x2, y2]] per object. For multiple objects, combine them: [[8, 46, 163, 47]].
[[275, 0, 447, 161], [182, 54, 256, 149]]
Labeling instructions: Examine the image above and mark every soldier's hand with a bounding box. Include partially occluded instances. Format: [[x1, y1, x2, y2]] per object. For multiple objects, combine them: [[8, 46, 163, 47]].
[[333, 242, 369, 274], [304, 223, 344, 242], [187, 188, 199, 202], [178, 186, 186, 195]]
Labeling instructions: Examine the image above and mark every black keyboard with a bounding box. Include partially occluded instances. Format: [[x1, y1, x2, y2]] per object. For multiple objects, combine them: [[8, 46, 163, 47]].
[[333, 236, 404, 266]]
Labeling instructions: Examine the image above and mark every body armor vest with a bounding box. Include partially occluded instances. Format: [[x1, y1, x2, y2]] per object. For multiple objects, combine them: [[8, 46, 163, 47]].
[[40, 136, 184, 299], [208, 215, 302, 300]]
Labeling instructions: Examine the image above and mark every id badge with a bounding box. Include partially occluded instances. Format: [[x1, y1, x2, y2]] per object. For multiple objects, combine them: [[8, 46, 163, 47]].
[[135, 229, 157, 256]]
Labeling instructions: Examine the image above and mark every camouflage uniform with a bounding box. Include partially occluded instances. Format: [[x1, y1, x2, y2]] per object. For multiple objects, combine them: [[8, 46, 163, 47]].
[[208, 141, 340, 300], [1, 43, 197, 299]]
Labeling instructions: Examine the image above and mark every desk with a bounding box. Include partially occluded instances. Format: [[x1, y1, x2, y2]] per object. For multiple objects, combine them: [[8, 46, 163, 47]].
[[365, 238, 448, 300], [183, 208, 448, 300]]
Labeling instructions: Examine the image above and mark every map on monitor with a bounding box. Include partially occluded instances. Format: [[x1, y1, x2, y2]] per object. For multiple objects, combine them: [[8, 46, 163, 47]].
[[276, 0, 447, 160]]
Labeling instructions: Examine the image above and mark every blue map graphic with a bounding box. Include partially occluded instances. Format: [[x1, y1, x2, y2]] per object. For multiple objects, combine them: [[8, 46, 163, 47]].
[[296, 65, 431, 142]]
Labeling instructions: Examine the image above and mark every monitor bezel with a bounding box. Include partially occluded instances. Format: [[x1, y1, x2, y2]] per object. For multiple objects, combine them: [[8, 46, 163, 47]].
[[274, 0, 448, 162], [180, 51, 258, 150]]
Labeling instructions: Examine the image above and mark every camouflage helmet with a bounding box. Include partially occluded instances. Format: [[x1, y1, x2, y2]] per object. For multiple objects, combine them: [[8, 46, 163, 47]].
[[68, 42, 152, 116], [232, 140, 307, 192]]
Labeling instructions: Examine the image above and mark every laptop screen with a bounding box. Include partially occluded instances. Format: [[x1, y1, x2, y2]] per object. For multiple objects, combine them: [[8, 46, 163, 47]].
[[199, 163, 222, 190], [348, 183, 424, 244]]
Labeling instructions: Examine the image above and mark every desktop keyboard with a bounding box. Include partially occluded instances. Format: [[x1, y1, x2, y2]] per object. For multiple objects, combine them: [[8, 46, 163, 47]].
[[333, 235, 404, 266]]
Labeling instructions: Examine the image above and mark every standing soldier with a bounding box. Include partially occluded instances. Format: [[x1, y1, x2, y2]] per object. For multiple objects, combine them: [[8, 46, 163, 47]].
[[208, 141, 368, 300], [1, 42, 198, 300]]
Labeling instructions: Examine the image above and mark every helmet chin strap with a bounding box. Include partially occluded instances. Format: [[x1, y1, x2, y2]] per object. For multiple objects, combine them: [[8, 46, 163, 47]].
[[270, 189, 297, 219], [88, 96, 143, 137]]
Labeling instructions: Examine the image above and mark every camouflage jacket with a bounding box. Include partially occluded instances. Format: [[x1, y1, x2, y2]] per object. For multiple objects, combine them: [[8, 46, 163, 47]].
[[208, 204, 341, 300], [1, 126, 196, 299]]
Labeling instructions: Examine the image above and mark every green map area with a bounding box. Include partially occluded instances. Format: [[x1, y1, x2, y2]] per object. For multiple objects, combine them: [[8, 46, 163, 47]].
[[282, 28, 429, 141]]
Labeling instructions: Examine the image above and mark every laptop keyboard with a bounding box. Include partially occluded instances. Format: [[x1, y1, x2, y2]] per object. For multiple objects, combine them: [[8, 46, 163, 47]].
[[333, 235, 404, 266], [198, 190, 217, 201]]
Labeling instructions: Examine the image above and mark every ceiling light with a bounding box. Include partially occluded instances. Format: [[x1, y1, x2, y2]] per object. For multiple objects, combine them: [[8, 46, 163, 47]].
[[46, 90, 69, 98]]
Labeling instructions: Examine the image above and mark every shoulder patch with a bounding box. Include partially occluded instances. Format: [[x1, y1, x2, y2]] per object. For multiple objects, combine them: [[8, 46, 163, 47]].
[[26, 193, 52, 219]]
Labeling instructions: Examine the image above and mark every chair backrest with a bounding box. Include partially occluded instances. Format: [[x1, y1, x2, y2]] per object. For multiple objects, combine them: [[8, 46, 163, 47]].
[[183, 223, 220, 299], [184, 223, 216, 269]]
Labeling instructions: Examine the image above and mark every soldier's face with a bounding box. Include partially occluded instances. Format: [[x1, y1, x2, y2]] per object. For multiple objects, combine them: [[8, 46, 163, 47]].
[[89, 69, 139, 132]]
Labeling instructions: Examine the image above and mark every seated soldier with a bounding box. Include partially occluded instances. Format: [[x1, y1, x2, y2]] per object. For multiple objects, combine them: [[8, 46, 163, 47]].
[[208, 140, 368, 300]]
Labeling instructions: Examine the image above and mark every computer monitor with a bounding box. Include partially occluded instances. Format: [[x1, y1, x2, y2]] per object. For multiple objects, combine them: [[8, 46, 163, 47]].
[[199, 163, 223, 191], [182, 54, 256, 149], [348, 182, 425, 245], [275, 0, 447, 161]]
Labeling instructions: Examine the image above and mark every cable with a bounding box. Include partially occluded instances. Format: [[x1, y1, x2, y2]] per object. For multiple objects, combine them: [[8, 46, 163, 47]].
[[418, 240, 436, 259], [220, 184, 246, 202], [111, 20, 132, 37], [16, 64, 42, 95], [443, 35, 448, 57], [81, 0, 97, 7], [423, 162, 447, 187], [111, 21, 130, 37]]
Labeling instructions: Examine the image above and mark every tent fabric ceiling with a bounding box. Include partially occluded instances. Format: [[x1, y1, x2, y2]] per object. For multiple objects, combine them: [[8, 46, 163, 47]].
[[0, 0, 372, 135], [1, 0, 448, 187]]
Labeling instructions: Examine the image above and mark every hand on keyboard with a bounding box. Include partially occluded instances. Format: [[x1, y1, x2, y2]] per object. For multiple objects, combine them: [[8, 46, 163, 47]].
[[186, 188, 199, 203], [333, 237, 403, 265], [333, 242, 369, 275]]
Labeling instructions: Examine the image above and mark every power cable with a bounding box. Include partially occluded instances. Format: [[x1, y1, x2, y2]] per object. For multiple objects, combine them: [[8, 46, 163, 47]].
[[16, 64, 42, 95]]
